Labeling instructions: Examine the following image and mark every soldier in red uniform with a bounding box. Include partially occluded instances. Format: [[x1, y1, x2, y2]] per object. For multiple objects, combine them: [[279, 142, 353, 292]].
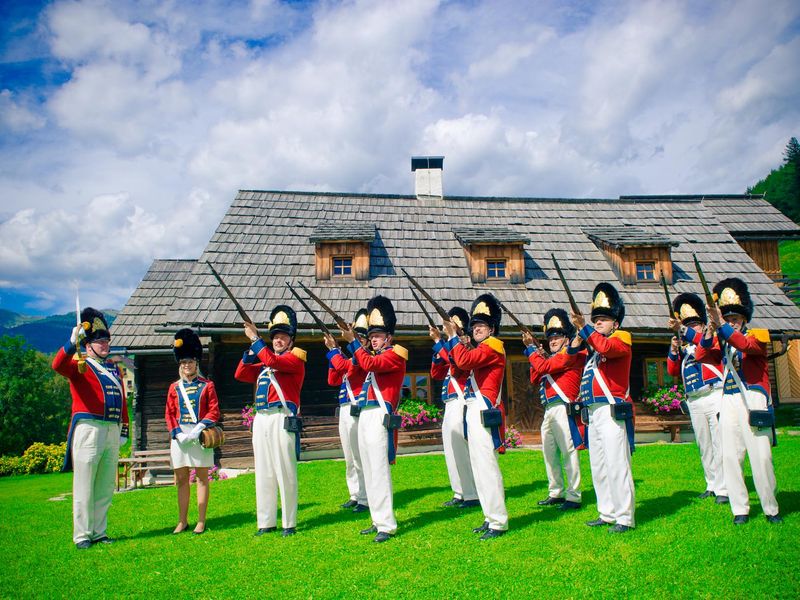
[[446, 293, 508, 540], [696, 278, 781, 524], [164, 328, 221, 535], [570, 283, 635, 533], [429, 307, 479, 509], [340, 295, 407, 543], [52, 307, 129, 549], [324, 309, 369, 513], [236, 306, 306, 537], [524, 308, 586, 510]]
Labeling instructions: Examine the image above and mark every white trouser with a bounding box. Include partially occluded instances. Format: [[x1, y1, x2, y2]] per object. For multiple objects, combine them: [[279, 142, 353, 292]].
[[71, 420, 121, 543], [252, 410, 298, 529], [720, 390, 778, 517], [686, 386, 726, 496], [465, 397, 508, 531], [442, 396, 478, 501], [338, 405, 366, 504], [357, 406, 397, 534], [541, 403, 581, 502], [587, 404, 635, 527]]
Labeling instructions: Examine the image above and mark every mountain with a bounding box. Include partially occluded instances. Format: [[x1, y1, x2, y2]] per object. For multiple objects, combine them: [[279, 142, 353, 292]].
[[0, 310, 118, 354]]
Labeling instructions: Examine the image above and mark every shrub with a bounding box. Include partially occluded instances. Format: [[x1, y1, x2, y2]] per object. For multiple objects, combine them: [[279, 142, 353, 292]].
[[641, 384, 685, 414], [241, 404, 255, 430], [189, 465, 228, 483], [396, 399, 442, 429], [504, 425, 522, 449], [17, 442, 67, 474], [0, 455, 22, 476]]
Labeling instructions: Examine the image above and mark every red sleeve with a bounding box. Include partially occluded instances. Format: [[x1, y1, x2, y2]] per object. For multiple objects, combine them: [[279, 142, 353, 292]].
[[257, 346, 304, 373], [586, 331, 631, 358], [431, 358, 449, 380], [725, 330, 767, 356], [165, 383, 179, 432], [354, 346, 406, 373], [666, 352, 682, 377], [52, 347, 78, 378], [695, 336, 722, 364], [235, 361, 262, 383], [451, 342, 500, 371], [202, 381, 221, 423], [328, 353, 349, 386]]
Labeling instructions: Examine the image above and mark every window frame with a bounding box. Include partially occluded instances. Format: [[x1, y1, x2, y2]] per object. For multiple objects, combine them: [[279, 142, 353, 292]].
[[331, 256, 354, 278], [635, 261, 656, 282], [486, 258, 508, 280]]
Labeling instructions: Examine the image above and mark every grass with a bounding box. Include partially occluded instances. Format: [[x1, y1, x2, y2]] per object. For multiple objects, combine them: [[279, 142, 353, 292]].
[[780, 240, 800, 279], [3, 435, 800, 599]]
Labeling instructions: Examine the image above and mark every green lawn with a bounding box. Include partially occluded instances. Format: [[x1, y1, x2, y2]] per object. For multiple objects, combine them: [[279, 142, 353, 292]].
[[3, 436, 800, 599], [781, 240, 800, 279]]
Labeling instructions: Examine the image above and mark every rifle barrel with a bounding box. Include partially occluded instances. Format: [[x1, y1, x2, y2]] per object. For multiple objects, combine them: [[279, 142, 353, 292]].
[[206, 261, 254, 324], [296, 282, 349, 330], [551, 253, 581, 315], [286, 282, 332, 336], [400, 268, 462, 335], [409, 288, 437, 329]]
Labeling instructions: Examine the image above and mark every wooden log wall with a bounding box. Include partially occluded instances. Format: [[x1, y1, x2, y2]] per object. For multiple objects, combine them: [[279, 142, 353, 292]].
[[738, 239, 782, 281], [596, 241, 673, 285], [314, 241, 370, 280], [462, 243, 525, 283]]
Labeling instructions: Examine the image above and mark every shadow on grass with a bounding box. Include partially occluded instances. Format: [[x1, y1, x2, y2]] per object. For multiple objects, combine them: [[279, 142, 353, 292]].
[[395, 485, 450, 508], [127, 510, 255, 540], [777, 491, 800, 516], [505, 480, 548, 500], [399, 502, 486, 533], [635, 490, 695, 524]]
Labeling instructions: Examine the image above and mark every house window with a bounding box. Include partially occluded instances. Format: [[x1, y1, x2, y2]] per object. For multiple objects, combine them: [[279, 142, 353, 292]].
[[487, 259, 507, 279], [644, 357, 678, 391], [401, 373, 431, 403], [636, 261, 656, 282], [332, 257, 353, 277]]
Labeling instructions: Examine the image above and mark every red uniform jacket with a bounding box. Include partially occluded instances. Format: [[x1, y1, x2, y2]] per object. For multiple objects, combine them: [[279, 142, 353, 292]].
[[450, 336, 506, 407], [327, 348, 368, 402], [695, 323, 770, 399], [349, 342, 408, 411], [234, 339, 306, 411], [52, 345, 130, 471], [574, 326, 632, 403], [666, 327, 724, 393], [528, 346, 586, 402], [430, 338, 470, 399], [164, 377, 221, 439]]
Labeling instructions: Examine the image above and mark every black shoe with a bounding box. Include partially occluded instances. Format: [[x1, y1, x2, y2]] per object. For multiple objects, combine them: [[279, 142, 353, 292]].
[[586, 518, 612, 527], [715, 495, 729, 505], [472, 521, 489, 533], [458, 499, 481, 508], [608, 524, 631, 534], [698, 490, 715, 499], [733, 515, 749, 525], [282, 528, 297, 537], [766, 514, 783, 524], [560, 501, 582, 511], [352, 504, 369, 513], [92, 536, 115, 544], [442, 497, 462, 507], [340, 499, 358, 509], [537, 497, 566, 506], [360, 525, 378, 535], [75, 540, 92, 550], [479, 529, 506, 541], [255, 527, 277, 536], [373, 532, 392, 543]]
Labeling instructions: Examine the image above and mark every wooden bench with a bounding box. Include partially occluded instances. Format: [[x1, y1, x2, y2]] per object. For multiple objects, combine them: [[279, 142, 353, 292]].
[[635, 419, 692, 442], [117, 449, 172, 490]]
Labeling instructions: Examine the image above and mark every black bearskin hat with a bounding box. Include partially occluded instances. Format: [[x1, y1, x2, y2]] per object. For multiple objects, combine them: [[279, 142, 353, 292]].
[[268, 305, 297, 338], [469, 293, 501, 335], [543, 308, 575, 338], [447, 307, 471, 334], [672, 292, 706, 325], [353, 308, 369, 336], [590, 283, 625, 325], [80, 307, 110, 345], [713, 278, 753, 321], [173, 328, 202, 362], [366, 295, 397, 336]]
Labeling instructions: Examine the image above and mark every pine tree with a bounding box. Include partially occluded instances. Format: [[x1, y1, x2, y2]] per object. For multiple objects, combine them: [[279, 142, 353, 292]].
[[784, 137, 800, 164]]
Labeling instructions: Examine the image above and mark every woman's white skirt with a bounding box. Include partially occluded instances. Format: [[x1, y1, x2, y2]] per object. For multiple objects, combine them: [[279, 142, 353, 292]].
[[170, 424, 214, 469]]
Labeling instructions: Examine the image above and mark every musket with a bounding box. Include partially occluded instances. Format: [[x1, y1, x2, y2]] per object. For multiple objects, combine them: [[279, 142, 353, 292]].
[[692, 254, 716, 308], [400, 268, 463, 335], [495, 299, 546, 353], [286, 282, 333, 337], [550, 253, 582, 315], [296, 282, 349, 330], [75, 289, 87, 374], [409, 287, 437, 329], [205, 261, 254, 324], [661, 274, 677, 319]]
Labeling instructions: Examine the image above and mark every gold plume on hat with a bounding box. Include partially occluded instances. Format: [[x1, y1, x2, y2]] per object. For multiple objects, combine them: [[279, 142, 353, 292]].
[[355, 313, 369, 330], [451, 315, 464, 329], [473, 301, 490, 316], [269, 311, 290, 329], [92, 317, 107, 332], [718, 287, 741, 307], [591, 291, 610, 310], [174, 338, 184, 348], [679, 304, 700, 321], [369, 308, 385, 327], [546, 315, 563, 330]]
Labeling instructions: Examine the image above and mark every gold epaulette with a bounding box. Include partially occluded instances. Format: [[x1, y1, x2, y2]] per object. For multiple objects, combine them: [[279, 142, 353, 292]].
[[483, 336, 505, 355], [610, 330, 632, 346], [393, 344, 409, 361], [291, 347, 307, 362], [748, 329, 770, 343]]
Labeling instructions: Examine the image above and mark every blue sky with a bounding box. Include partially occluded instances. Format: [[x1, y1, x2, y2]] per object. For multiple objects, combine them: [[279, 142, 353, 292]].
[[1, 0, 799, 315]]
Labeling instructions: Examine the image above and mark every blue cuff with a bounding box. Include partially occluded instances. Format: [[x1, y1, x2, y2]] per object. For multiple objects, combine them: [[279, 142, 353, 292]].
[[251, 338, 267, 353], [432, 352, 444, 365], [347, 340, 362, 361], [170, 427, 181, 439], [200, 418, 215, 427], [699, 333, 715, 348], [241, 350, 257, 364], [579, 324, 593, 340], [683, 327, 699, 345], [64, 343, 77, 354], [326, 348, 342, 360], [566, 343, 581, 355], [432, 339, 445, 353], [523, 344, 537, 357], [667, 351, 680, 361], [717, 323, 734, 341], [447, 335, 459, 349]]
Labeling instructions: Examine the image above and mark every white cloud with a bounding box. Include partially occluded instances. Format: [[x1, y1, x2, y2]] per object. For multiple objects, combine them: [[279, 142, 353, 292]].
[[0, 90, 46, 132]]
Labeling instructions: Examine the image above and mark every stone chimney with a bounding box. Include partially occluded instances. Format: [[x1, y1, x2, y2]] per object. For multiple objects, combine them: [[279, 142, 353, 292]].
[[411, 156, 444, 198]]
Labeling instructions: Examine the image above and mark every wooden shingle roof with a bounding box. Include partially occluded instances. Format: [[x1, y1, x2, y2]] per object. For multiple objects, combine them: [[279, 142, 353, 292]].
[[453, 227, 530, 245], [309, 222, 376, 243], [582, 225, 678, 249], [150, 191, 800, 336]]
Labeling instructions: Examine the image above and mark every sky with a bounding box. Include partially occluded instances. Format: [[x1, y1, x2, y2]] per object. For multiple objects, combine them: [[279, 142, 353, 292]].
[[1, 0, 798, 316]]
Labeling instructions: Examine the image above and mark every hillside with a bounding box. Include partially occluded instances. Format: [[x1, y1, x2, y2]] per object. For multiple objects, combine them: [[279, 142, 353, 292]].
[[0, 310, 118, 353], [748, 137, 800, 224]]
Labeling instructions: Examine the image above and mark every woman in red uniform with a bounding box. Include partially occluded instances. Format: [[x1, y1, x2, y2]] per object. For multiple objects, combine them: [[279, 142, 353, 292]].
[[165, 328, 220, 535]]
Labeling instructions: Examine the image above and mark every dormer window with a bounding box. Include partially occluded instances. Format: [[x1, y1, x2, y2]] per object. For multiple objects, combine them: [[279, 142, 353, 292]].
[[309, 223, 375, 281], [583, 226, 678, 285], [453, 227, 529, 284]]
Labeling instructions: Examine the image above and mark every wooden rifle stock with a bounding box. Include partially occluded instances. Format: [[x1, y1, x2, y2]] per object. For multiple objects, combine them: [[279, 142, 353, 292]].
[[409, 287, 437, 329], [286, 282, 332, 337], [661, 274, 677, 319], [692, 254, 716, 308], [296, 282, 349, 330], [206, 261, 254, 324], [400, 268, 463, 335]]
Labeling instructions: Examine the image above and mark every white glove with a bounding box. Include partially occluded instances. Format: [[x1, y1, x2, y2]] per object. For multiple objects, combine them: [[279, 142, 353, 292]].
[[119, 436, 128, 446], [70, 325, 82, 345], [176, 432, 189, 444], [188, 423, 206, 441]]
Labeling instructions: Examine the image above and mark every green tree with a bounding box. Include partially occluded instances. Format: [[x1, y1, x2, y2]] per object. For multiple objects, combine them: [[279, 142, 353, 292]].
[[748, 136, 800, 224], [0, 336, 71, 456]]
